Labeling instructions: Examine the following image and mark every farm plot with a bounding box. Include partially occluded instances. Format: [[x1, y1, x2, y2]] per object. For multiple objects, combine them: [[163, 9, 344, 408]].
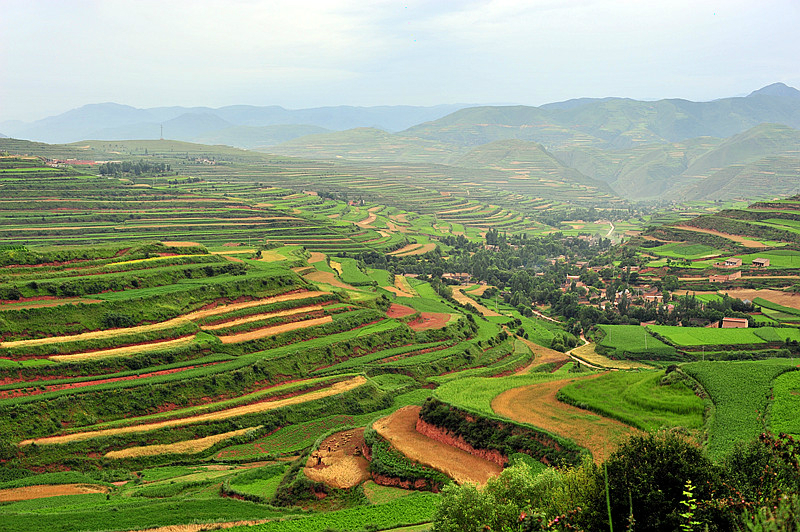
[[682, 360, 797, 458], [648, 325, 767, 347], [557, 371, 705, 432], [21, 375, 367, 445], [304, 428, 370, 489], [105, 427, 258, 458], [373, 405, 502, 485], [596, 324, 677, 360], [492, 376, 638, 462], [771, 371, 800, 437]]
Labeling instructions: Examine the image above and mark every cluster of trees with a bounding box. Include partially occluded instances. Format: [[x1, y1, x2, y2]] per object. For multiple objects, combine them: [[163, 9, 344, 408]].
[[98, 161, 171, 177], [434, 431, 800, 531]]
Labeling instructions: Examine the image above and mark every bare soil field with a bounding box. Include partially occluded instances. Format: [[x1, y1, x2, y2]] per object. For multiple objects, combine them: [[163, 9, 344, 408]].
[[388, 243, 422, 256], [569, 342, 650, 370], [0, 484, 110, 502], [385, 304, 416, 319], [50, 336, 196, 362], [673, 226, 767, 248], [1, 291, 329, 348], [307, 252, 327, 263], [408, 313, 450, 331], [721, 288, 800, 310], [218, 315, 333, 344], [304, 428, 370, 489], [356, 212, 378, 228], [515, 338, 569, 374], [451, 287, 500, 317], [393, 243, 437, 257], [492, 376, 638, 462], [374, 406, 502, 485], [201, 305, 324, 331], [160, 241, 201, 247], [303, 270, 358, 290], [105, 427, 257, 459], [21, 376, 367, 445]]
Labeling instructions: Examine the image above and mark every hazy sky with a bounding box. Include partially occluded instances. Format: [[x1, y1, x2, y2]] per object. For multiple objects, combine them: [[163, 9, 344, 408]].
[[2, 0, 799, 122]]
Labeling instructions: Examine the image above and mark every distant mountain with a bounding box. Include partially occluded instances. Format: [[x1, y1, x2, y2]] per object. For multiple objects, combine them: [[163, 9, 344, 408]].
[[405, 83, 800, 150], [0, 103, 470, 144], [0, 132, 6, 138], [748, 82, 800, 99]]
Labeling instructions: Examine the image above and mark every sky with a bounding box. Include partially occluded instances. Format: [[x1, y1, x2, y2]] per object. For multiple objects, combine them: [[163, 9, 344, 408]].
[[2, 0, 799, 122]]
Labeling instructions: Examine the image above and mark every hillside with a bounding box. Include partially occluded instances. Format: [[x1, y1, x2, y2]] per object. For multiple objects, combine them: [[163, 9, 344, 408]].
[[405, 85, 800, 150]]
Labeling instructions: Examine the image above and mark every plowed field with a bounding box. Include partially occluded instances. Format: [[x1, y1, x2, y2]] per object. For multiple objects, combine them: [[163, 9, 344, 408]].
[[374, 406, 502, 485], [201, 306, 323, 331], [105, 427, 258, 458], [673, 226, 767, 248], [491, 376, 638, 462], [451, 287, 500, 317], [0, 484, 110, 502], [304, 428, 370, 489], [50, 336, 195, 362], [21, 376, 367, 445], [217, 315, 332, 343]]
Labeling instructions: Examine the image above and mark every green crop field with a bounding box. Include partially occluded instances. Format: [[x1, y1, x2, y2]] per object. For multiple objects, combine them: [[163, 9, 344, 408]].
[[771, 371, 800, 437], [596, 324, 677, 359], [557, 370, 705, 431], [648, 325, 767, 347], [682, 360, 798, 458]]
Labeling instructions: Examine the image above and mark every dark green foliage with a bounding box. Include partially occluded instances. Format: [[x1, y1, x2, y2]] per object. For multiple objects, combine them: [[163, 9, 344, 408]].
[[595, 432, 725, 531], [419, 398, 583, 467]]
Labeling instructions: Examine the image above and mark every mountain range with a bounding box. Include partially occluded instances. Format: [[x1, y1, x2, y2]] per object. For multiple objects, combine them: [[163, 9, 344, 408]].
[[3, 83, 800, 202]]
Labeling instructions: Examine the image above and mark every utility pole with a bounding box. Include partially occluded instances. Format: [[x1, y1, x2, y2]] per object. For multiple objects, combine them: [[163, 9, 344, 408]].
[[160, 124, 164, 140]]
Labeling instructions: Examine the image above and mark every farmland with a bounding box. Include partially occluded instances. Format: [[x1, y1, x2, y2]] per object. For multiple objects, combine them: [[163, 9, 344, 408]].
[[1, 142, 799, 531]]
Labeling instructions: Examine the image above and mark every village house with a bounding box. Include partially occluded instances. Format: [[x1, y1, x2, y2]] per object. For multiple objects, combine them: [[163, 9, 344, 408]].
[[710, 271, 742, 283], [752, 258, 770, 268], [715, 257, 742, 268], [721, 317, 749, 328]]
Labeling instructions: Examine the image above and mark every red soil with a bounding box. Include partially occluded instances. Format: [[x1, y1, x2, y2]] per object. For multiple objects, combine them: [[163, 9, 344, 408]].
[[385, 304, 416, 319], [408, 312, 450, 331]]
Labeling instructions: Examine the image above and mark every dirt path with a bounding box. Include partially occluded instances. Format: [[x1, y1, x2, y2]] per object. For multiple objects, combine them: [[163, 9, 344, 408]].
[[51, 336, 196, 362], [492, 376, 638, 462], [304, 428, 370, 489], [374, 406, 502, 485], [202, 306, 323, 331], [0, 484, 110, 502], [218, 315, 333, 343], [21, 376, 367, 446], [515, 338, 569, 374], [673, 226, 767, 248], [105, 427, 258, 459], [451, 287, 500, 317]]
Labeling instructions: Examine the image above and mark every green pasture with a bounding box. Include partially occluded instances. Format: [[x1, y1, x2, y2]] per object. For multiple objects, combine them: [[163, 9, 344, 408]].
[[683, 359, 798, 458], [557, 370, 704, 432]]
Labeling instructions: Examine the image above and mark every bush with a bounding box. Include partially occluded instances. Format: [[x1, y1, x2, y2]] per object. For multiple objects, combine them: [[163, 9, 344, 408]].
[[591, 432, 725, 531]]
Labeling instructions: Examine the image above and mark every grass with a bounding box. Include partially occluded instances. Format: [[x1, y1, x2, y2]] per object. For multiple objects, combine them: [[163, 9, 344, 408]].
[[771, 370, 800, 437], [682, 359, 798, 459], [596, 324, 677, 358], [434, 373, 564, 415], [648, 325, 767, 347], [557, 371, 705, 432]]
